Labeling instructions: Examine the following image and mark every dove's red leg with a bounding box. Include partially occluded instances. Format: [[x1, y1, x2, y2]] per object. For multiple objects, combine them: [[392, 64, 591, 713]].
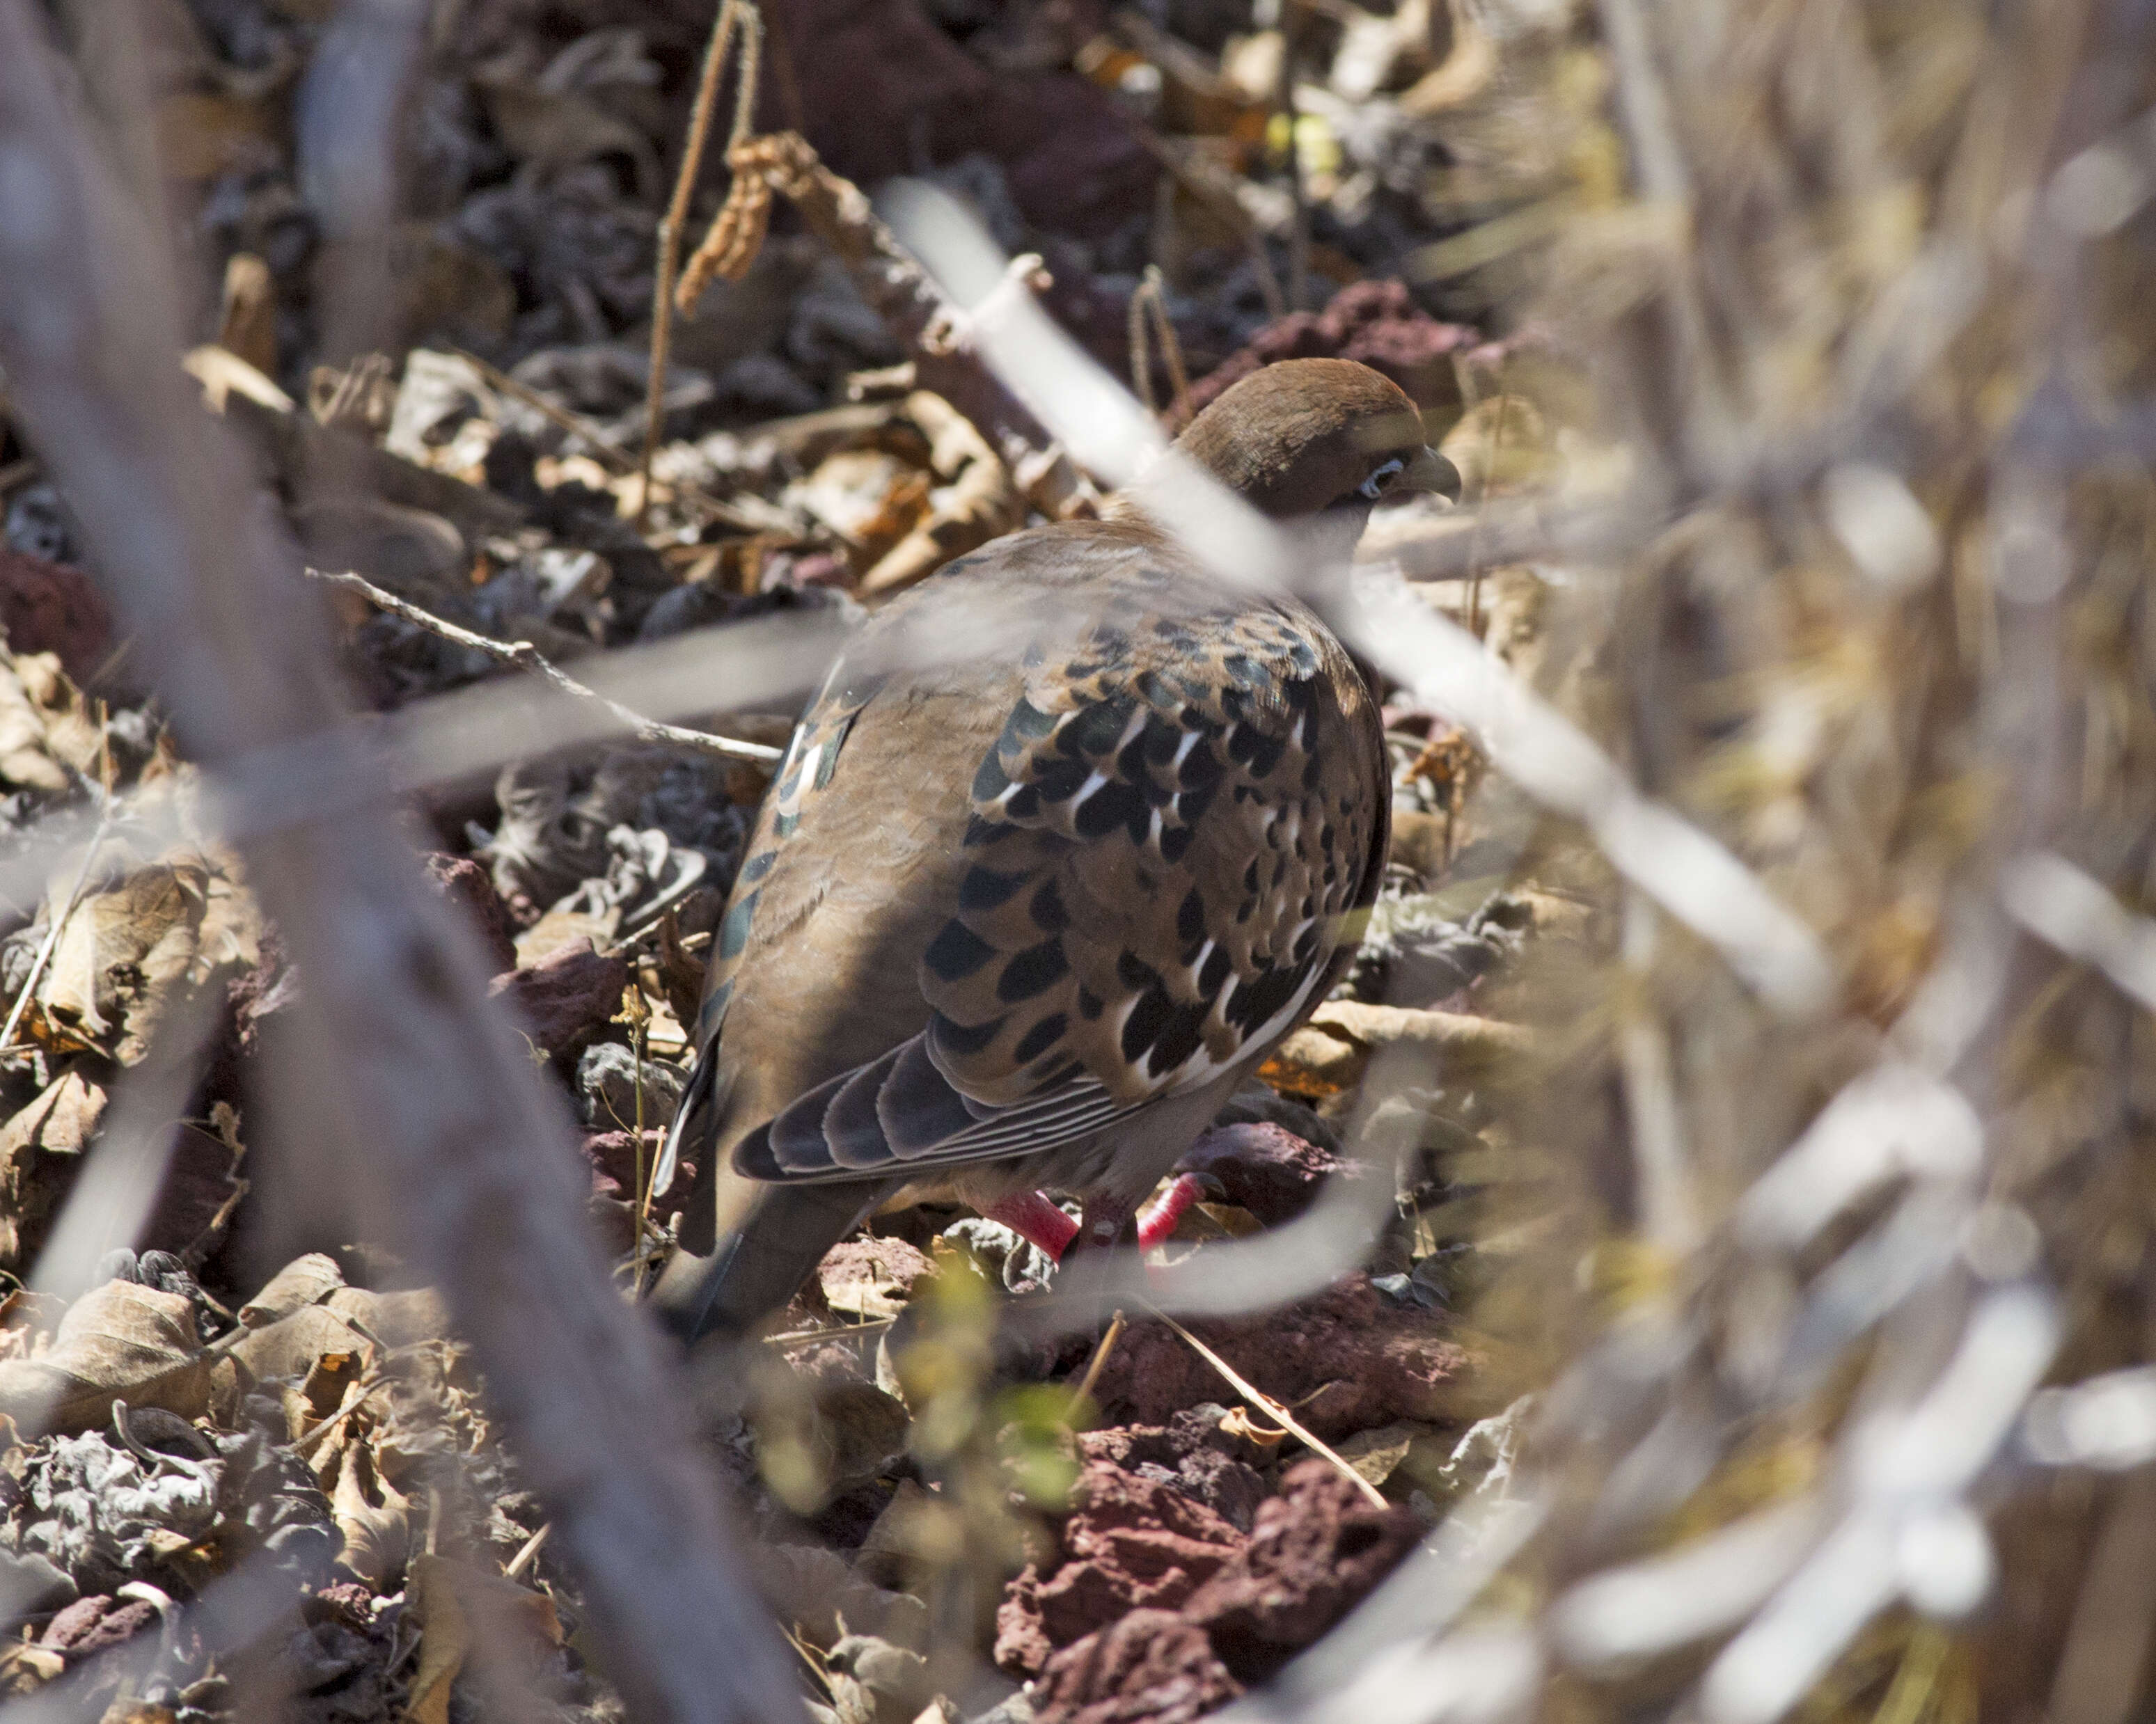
[[984, 1192, 1080, 1263], [1135, 1172, 1217, 1251]]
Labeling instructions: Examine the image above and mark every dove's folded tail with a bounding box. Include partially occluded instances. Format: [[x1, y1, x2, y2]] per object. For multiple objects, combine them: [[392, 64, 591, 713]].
[[650, 1169, 885, 1345]]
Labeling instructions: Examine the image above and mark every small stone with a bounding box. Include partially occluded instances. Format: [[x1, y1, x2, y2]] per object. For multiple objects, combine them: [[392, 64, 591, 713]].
[[1182, 1458, 1423, 1683], [1032, 1609, 1241, 1724]]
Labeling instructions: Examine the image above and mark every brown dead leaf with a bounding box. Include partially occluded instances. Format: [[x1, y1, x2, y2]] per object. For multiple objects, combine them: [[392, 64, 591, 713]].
[[475, 82, 658, 200], [1260, 1002, 1532, 1096], [12, 652, 102, 777], [0, 1068, 107, 1270], [404, 1553, 562, 1724], [320, 1418, 410, 1588], [324, 1285, 450, 1349], [0, 658, 66, 791], [0, 1279, 209, 1435], [40, 862, 209, 1063], [237, 1251, 345, 1329], [0, 1642, 65, 1694], [194, 871, 264, 974], [230, 1304, 376, 1384], [404, 1554, 472, 1724], [819, 1238, 935, 1320], [1218, 1405, 1288, 1446]]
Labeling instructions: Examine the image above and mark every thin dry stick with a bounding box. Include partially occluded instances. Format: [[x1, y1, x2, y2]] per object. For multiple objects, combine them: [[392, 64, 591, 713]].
[[504, 1521, 553, 1580], [1071, 1308, 1126, 1414], [304, 565, 781, 765], [1277, 25, 1309, 314], [640, 0, 755, 525], [0, 812, 112, 1058], [1126, 269, 1190, 425], [1138, 1298, 1390, 1509]]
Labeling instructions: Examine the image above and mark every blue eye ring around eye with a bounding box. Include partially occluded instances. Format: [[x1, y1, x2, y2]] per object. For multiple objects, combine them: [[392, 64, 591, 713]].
[[1358, 457, 1406, 500]]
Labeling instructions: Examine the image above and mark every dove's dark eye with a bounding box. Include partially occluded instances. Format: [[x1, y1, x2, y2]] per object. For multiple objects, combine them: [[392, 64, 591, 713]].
[[1356, 457, 1406, 501]]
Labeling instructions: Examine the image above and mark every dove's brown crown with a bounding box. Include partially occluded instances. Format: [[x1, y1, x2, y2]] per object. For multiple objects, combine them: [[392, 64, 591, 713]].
[[1174, 356, 1436, 517]]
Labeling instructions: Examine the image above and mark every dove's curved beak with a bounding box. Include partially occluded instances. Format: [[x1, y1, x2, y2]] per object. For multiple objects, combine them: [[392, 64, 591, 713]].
[[1399, 444, 1463, 503]]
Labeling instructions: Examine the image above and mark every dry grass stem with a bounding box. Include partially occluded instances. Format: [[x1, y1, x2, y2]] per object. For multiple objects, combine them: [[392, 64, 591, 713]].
[[304, 565, 781, 765], [1140, 1299, 1390, 1510]]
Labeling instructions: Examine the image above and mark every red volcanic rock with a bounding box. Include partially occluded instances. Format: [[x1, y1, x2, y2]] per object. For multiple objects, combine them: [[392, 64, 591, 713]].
[[487, 938, 626, 1058], [754, 0, 1151, 244], [1183, 279, 1477, 418], [994, 1461, 1244, 1677], [1175, 1121, 1355, 1228], [423, 852, 519, 973], [0, 551, 115, 688], [1033, 1609, 1243, 1724], [1078, 1414, 1269, 1532], [1183, 1459, 1424, 1684], [1086, 1276, 1469, 1438], [41, 1595, 157, 1660]]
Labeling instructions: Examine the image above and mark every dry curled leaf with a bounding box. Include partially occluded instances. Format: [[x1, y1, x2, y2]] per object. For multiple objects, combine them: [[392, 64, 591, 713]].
[[40, 862, 209, 1063], [0, 1279, 209, 1435], [404, 1553, 562, 1724], [0, 1068, 107, 1271], [319, 1416, 410, 1589], [237, 1251, 345, 1329], [1218, 1405, 1287, 1448]]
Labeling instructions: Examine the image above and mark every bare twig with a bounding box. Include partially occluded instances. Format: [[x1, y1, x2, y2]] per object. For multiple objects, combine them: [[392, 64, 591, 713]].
[[1139, 1299, 1390, 1509], [304, 565, 782, 766], [0, 13, 798, 1721], [640, 0, 756, 525], [505, 1521, 553, 1581], [1277, 25, 1310, 313], [1127, 267, 1191, 425], [1071, 1308, 1126, 1416]]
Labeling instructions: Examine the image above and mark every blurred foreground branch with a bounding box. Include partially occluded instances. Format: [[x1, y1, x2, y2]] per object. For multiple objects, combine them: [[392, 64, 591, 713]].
[[0, 8, 796, 1721]]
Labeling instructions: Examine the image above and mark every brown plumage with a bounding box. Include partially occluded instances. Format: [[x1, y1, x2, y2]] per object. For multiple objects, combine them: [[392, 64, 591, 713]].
[[651, 358, 1458, 1343]]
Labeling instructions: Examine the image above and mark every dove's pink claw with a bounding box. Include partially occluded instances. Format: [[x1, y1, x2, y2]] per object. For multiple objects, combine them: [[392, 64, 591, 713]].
[[984, 1191, 1081, 1263]]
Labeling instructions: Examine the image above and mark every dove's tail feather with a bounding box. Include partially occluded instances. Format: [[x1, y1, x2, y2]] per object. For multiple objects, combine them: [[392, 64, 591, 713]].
[[650, 1172, 884, 1345]]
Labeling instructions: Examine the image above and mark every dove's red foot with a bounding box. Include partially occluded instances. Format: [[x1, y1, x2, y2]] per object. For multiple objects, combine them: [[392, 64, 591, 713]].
[[984, 1191, 1081, 1263], [1136, 1171, 1221, 1251]]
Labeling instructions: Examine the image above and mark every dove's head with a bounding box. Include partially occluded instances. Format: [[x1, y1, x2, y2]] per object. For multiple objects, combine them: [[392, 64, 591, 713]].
[[1173, 357, 1460, 527]]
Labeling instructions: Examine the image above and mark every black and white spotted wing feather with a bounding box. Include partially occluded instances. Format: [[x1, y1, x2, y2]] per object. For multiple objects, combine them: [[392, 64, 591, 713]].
[[727, 528, 1388, 1187]]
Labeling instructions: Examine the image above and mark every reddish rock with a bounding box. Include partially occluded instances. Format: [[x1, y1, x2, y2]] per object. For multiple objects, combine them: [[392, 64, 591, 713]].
[[994, 1461, 1244, 1677], [1033, 1609, 1243, 1724], [423, 852, 518, 973], [995, 1568, 1055, 1676], [1183, 280, 1478, 419], [0, 551, 115, 688], [1086, 1276, 1469, 1438], [753, 0, 1151, 244], [1078, 1415, 1268, 1531], [817, 1235, 936, 1302], [581, 1129, 665, 1200], [42, 1595, 156, 1659], [1183, 1459, 1424, 1683], [488, 938, 627, 1057], [1175, 1122, 1356, 1228]]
